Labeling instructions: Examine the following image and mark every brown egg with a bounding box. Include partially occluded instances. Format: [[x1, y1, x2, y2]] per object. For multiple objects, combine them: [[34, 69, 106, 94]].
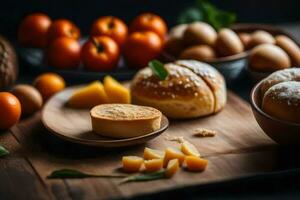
[[11, 84, 43, 115], [238, 32, 251, 49], [275, 35, 300, 67], [183, 22, 217, 46], [249, 44, 291, 72], [164, 24, 188, 56], [247, 30, 275, 49], [215, 28, 244, 57], [179, 45, 216, 61]]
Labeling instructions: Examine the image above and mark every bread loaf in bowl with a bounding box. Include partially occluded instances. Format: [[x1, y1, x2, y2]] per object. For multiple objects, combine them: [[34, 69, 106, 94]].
[[130, 60, 227, 119], [262, 81, 300, 123], [260, 68, 300, 123]]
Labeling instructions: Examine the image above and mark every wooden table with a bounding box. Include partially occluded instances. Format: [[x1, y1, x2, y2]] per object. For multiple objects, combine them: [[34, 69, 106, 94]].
[[2, 24, 300, 200]]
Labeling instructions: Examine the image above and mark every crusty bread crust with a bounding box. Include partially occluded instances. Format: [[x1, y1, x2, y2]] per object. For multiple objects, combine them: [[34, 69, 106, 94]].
[[90, 104, 162, 138], [130, 60, 226, 119]]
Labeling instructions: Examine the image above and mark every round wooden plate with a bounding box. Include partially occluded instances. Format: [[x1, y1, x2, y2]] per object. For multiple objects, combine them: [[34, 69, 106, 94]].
[[41, 86, 169, 147]]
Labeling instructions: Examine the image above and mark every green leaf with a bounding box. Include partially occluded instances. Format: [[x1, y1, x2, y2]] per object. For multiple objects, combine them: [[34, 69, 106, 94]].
[[0, 145, 9, 157], [47, 169, 126, 179], [196, 0, 236, 30], [121, 170, 166, 183], [178, 0, 236, 30], [177, 7, 203, 24], [148, 60, 168, 80]]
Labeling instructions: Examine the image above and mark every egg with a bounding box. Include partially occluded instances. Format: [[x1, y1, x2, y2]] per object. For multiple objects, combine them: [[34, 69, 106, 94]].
[[275, 35, 300, 67], [215, 28, 244, 57], [249, 44, 291, 72], [238, 32, 251, 49], [179, 45, 216, 61], [165, 24, 188, 56], [11, 84, 43, 115], [247, 30, 275, 49], [183, 22, 217, 46]]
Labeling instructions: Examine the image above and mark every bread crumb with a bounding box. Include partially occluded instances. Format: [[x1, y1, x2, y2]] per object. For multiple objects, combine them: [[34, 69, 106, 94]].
[[193, 128, 216, 137], [164, 134, 186, 143]]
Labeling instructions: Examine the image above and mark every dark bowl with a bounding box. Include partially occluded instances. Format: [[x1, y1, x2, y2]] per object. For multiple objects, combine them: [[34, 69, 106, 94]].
[[250, 79, 300, 145]]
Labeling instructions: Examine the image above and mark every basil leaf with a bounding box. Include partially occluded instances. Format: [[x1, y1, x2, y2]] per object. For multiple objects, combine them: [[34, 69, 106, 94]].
[[47, 169, 126, 179], [148, 60, 168, 80], [177, 7, 203, 24], [121, 170, 166, 183], [0, 145, 9, 157]]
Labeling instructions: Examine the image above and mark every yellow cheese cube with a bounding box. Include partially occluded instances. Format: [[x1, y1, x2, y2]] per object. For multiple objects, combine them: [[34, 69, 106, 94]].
[[144, 159, 163, 172], [164, 147, 185, 167], [181, 141, 201, 157], [185, 156, 208, 172], [165, 159, 179, 178], [143, 147, 164, 160], [104, 76, 131, 104], [68, 81, 108, 108], [122, 156, 144, 173]]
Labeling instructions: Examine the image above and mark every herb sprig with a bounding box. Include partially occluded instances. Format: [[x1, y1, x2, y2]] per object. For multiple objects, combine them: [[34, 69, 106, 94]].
[[0, 145, 9, 157], [148, 60, 168, 81], [47, 169, 126, 179]]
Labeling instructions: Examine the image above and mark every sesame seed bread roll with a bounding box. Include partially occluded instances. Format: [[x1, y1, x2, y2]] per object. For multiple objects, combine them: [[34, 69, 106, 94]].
[[175, 60, 226, 112], [262, 81, 300, 123], [260, 68, 300, 95], [130, 60, 227, 119]]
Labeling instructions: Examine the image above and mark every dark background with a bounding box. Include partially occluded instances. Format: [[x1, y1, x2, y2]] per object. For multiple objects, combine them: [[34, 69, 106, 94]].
[[2, 0, 300, 199], [1, 0, 300, 40]]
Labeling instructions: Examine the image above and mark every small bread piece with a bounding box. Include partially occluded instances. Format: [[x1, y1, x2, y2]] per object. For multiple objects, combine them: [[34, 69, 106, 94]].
[[275, 35, 300, 67], [260, 68, 300, 95], [90, 104, 162, 138], [262, 81, 300, 123]]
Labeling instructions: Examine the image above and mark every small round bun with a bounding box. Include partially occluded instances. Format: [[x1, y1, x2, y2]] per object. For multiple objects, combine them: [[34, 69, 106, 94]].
[[249, 44, 290, 72], [247, 30, 275, 49], [275, 35, 300, 67], [262, 81, 300, 123], [183, 22, 217, 46], [215, 28, 244, 57], [260, 68, 300, 95], [179, 45, 216, 62], [130, 60, 226, 119]]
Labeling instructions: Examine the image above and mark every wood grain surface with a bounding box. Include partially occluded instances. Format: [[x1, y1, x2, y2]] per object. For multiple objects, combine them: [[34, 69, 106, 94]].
[[2, 91, 281, 200]]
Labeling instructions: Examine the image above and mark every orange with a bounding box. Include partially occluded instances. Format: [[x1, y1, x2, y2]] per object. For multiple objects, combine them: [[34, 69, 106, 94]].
[[90, 16, 128, 47], [33, 73, 65, 101], [129, 13, 167, 42], [0, 92, 21, 130], [123, 31, 162, 68]]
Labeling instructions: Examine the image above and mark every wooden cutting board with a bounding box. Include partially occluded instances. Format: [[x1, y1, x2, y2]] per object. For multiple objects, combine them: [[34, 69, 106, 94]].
[[6, 91, 279, 200]]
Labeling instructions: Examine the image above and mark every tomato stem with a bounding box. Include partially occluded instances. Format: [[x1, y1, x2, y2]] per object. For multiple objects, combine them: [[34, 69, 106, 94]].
[[91, 37, 104, 53], [108, 17, 115, 29]]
